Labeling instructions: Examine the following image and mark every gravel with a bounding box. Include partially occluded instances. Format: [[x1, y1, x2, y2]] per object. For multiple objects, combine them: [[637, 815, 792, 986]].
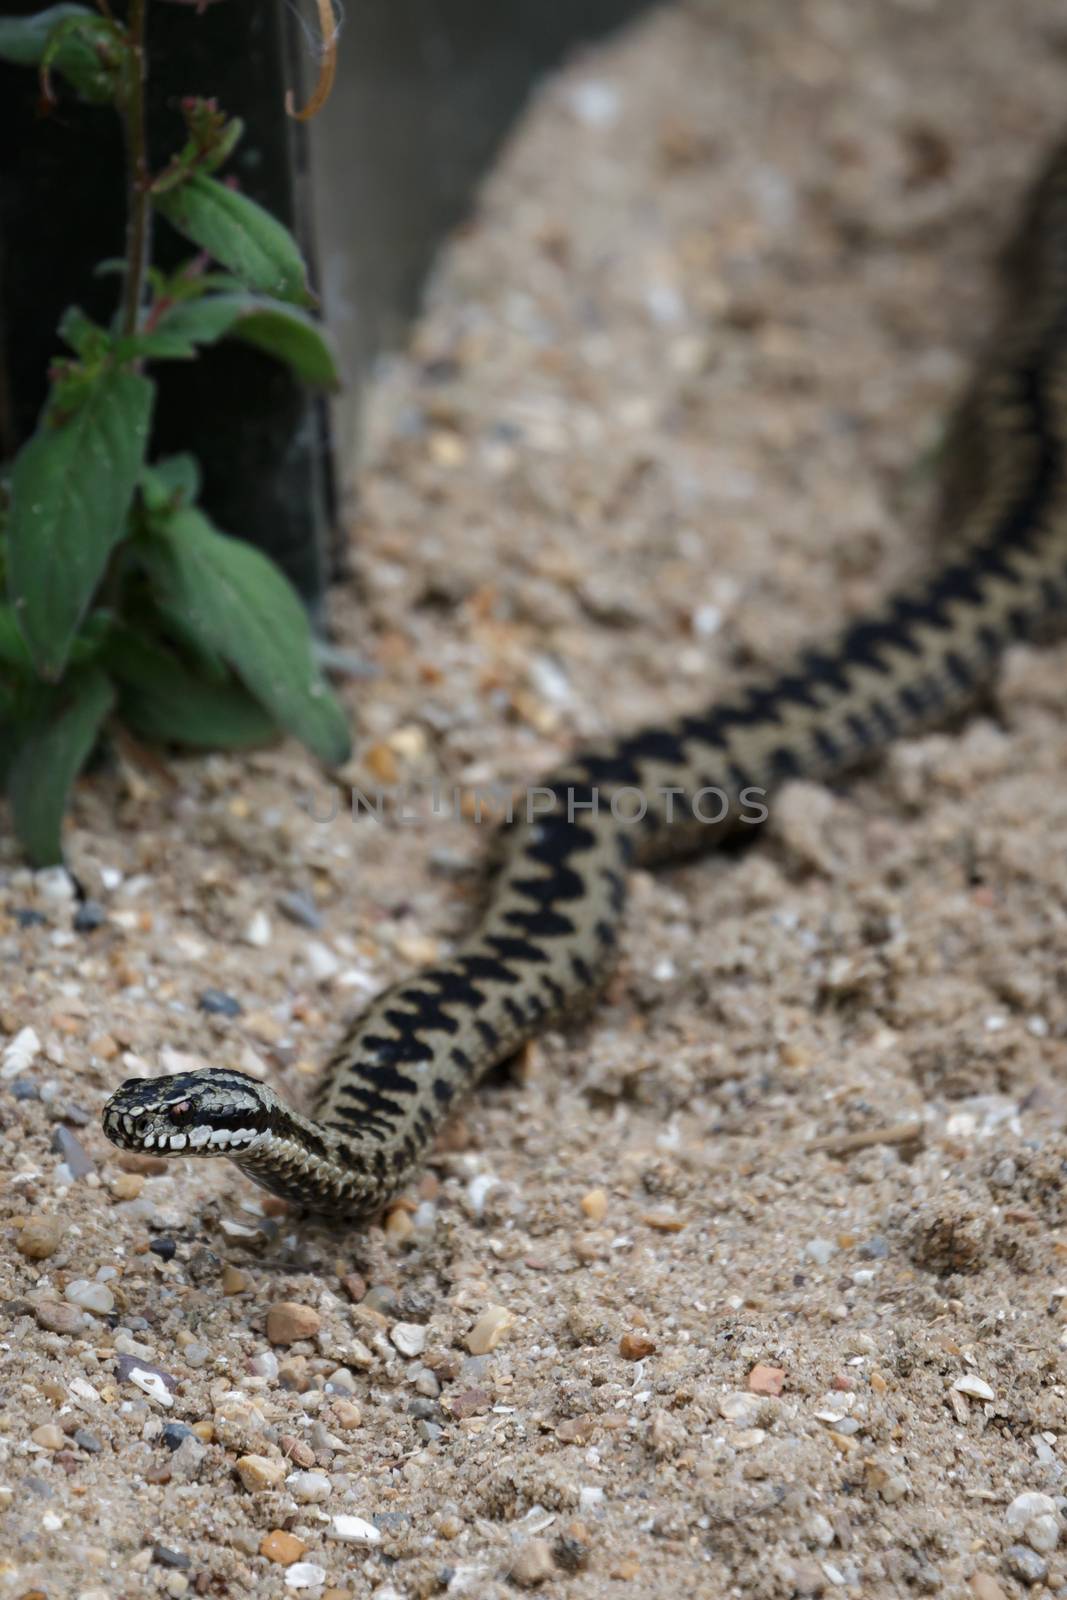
[[4, 4, 1067, 1596]]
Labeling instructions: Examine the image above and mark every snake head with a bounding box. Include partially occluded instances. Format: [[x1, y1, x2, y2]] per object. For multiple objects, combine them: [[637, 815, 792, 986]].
[[102, 1068, 275, 1158]]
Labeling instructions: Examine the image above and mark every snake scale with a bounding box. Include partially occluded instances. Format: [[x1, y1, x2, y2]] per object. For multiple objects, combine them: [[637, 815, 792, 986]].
[[103, 141, 1067, 1220]]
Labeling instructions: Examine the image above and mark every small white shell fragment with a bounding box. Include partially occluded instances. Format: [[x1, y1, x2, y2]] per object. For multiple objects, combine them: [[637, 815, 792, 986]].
[[1, 1026, 40, 1080], [952, 1375, 995, 1402], [285, 1564, 328, 1590], [305, 940, 340, 983], [1027, 1514, 1061, 1553], [1005, 1491, 1058, 1531], [330, 1513, 381, 1544], [126, 1368, 174, 1408], [286, 1470, 331, 1503], [68, 1377, 102, 1406], [243, 910, 272, 947], [466, 1173, 501, 1216], [390, 1322, 427, 1358]]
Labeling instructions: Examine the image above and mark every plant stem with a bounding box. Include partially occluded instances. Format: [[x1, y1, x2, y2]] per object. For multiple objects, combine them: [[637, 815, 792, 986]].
[[120, 0, 149, 338]]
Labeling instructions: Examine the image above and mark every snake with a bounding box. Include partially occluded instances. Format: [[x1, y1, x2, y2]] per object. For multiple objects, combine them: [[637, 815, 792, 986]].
[[102, 140, 1067, 1221]]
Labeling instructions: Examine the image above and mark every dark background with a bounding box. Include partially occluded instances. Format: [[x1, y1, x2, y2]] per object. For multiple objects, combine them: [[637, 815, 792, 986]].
[[0, 0, 655, 602]]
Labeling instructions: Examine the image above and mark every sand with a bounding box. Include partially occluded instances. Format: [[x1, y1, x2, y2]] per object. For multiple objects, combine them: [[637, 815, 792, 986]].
[[4, 2, 1067, 1596]]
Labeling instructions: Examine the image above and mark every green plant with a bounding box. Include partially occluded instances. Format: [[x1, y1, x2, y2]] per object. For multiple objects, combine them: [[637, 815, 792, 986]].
[[0, 3, 351, 866]]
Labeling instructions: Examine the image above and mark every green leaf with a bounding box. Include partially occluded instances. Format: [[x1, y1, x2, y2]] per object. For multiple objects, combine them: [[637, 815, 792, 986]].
[[0, 4, 90, 65], [152, 103, 244, 193], [155, 173, 312, 307], [138, 508, 350, 766], [58, 305, 110, 361], [123, 294, 338, 387], [0, 603, 33, 670], [7, 368, 154, 677], [104, 624, 278, 749], [151, 599, 229, 684], [140, 454, 201, 512], [0, 719, 24, 789], [7, 668, 115, 866], [0, 6, 125, 104]]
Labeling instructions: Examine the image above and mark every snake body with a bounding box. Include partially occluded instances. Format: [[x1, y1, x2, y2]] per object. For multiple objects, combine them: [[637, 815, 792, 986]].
[[103, 144, 1067, 1220]]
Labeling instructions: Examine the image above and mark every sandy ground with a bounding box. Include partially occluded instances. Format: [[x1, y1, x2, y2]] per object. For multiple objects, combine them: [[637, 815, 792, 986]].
[[5, 2, 1067, 1596]]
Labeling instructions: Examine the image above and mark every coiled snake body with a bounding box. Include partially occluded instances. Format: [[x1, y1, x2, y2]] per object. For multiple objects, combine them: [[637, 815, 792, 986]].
[[104, 144, 1067, 1220]]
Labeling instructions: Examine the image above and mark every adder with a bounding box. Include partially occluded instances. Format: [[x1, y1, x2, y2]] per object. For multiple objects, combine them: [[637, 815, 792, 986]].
[[103, 141, 1067, 1220]]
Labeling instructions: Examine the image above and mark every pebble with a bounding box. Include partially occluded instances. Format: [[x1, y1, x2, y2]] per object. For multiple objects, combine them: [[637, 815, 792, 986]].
[[51, 1125, 94, 1178], [580, 1188, 609, 1222], [446, 1386, 491, 1420], [857, 1235, 895, 1260], [153, 1546, 191, 1570], [221, 1265, 248, 1295], [37, 865, 75, 900], [110, 1172, 145, 1200], [15, 1214, 66, 1259], [467, 1305, 516, 1355], [952, 1375, 995, 1402], [510, 1538, 557, 1587], [286, 1564, 328, 1591], [73, 900, 106, 932], [970, 1577, 1009, 1600], [162, 1424, 195, 1452], [198, 989, 242, 1018], [251, 1350, 280, 1380], [748, 1364, 785, 1396], [30, 1424, 64, 1450], [277, 890, 323, 930], [332, 1400, 362, 1429], [340, 1272, 367, 1303], [261, 1530, 308, 1565], [287, 1470, 332, 1503], [73, 1429, 102, 1453], [330, 1513, 381, 1544], [325, 1366, 356, 1392], [64, 1279, 115, 1316], [719, 1392, 762, 1427], [391, 1321, 428, 1357], [619, 1331, 655, 1361], [13, 907, 47, 928], [170, 1435, 208, 1480], [183, 1342, 210, 1369], [149, 1237, 178, 1260], [36, 1300, 84, 1335], [236, 1454, 286, 1491], [805, 1238, 837, 1266], [1003, 1545, 1048, 1586], [267, 1301, 322, 1344]]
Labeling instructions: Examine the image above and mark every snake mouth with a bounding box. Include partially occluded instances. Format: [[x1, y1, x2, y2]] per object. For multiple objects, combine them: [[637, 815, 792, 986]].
[[105, 1110, 264, 1154], [101, 1069, 272, 1157]]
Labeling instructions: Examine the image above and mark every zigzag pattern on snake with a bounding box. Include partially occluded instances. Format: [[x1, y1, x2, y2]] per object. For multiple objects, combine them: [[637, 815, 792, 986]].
[[103, 140, 1067, 1220]]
